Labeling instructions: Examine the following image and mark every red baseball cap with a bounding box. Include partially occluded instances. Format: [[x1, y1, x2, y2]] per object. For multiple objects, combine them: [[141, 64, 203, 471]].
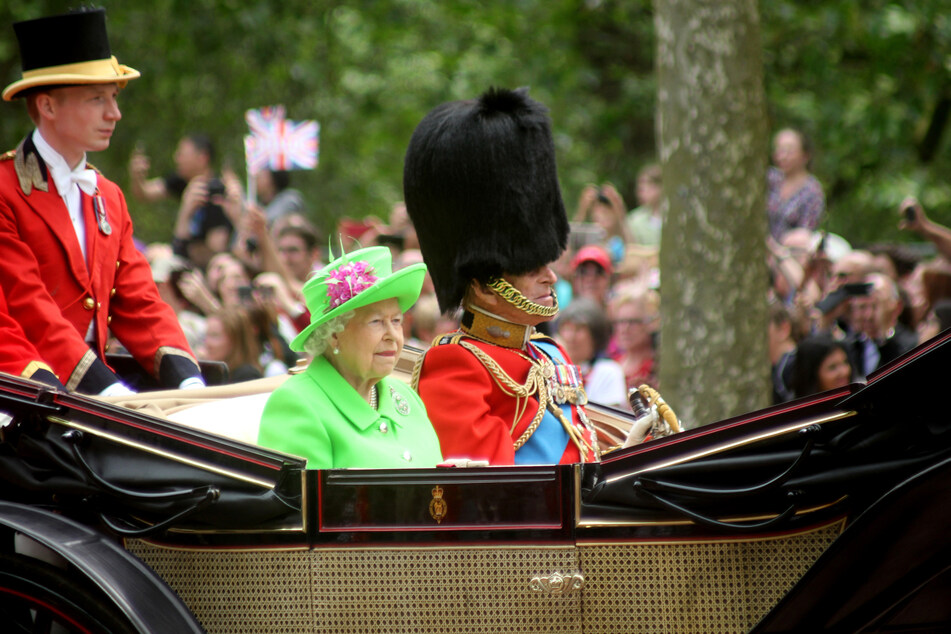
[[570, 245, 613, 275]]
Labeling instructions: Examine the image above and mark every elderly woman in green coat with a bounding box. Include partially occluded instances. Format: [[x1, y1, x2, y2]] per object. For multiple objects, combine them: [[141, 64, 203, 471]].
[[257, 246, 443, 469]]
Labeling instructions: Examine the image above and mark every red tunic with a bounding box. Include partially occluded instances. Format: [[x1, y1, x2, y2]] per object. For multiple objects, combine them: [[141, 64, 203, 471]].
[[416, 333, 598, 465], [0, 139, 197, 391], [0, 284, 51, 380]]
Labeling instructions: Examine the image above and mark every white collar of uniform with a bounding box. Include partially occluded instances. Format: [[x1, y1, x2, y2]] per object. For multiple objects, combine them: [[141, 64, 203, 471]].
[[31, 130, 97, 196]]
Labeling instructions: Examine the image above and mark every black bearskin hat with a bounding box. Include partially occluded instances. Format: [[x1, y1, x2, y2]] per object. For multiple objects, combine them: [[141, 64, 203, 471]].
[[403, 87, 569, 313]]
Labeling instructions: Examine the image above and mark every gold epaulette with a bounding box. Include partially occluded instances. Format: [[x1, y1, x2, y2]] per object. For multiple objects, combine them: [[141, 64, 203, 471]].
[[0, 149, 15, 161], [529, 331, 555, 343], [431, 331, 469, 347], [413, 332, 466, 389]]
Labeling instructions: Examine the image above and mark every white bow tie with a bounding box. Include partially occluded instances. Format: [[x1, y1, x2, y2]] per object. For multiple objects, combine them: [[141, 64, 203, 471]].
[[54, 168, 98, 197]]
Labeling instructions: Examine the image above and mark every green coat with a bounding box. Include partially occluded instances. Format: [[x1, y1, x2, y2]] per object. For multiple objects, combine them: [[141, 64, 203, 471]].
[[257, 355, 443, 469]]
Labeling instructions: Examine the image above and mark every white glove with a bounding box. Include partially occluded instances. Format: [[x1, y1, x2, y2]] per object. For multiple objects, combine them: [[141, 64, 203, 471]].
[[178, 376, 206, 390], [99, 382, 136, 397]]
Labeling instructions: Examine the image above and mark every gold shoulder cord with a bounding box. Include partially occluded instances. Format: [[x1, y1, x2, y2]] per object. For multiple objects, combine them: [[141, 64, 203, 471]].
[[458, 341, 545, 450], [410, 350, 425, 392], [411, 333, 463, 391], [457, 340, 596, 460]]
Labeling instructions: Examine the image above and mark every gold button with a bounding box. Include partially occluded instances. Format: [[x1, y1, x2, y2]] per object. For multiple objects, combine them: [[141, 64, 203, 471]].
[[83, 297, 94, 310], [96, 302, 101, 310], [115, 261, 120, 270], [110, 287, 116, 297], [402, 450, 412, 462], [379, 422, 388, 434], [107, 315, 112, 325], [104, 341, 110, 352]]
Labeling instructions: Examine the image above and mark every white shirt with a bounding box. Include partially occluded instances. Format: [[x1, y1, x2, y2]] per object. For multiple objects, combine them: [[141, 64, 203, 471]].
[[32, 129, 97, 261], [32, 130, 98, 342]]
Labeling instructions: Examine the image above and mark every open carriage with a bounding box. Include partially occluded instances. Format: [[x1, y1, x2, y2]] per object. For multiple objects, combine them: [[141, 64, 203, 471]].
[[0, 332, 950, 633]]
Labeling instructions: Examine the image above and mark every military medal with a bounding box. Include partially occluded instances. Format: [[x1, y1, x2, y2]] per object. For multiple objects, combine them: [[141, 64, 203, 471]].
[[552, 363, 586, 405], [390, 387, 410, 415], [94, 192, 111, 235]]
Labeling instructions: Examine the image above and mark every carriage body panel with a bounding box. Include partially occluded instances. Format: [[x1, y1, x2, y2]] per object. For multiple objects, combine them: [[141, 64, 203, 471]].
[[0, 332, 948, 632]]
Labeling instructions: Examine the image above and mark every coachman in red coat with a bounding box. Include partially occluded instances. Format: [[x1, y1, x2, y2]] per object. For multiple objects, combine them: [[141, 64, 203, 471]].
[[403, 88, 599, 465], [0, 9, 203, 394]]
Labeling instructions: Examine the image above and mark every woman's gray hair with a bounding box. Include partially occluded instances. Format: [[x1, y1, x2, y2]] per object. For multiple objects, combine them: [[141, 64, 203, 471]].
[[557, 297, 612, 355], [302, 311, 355, 357]]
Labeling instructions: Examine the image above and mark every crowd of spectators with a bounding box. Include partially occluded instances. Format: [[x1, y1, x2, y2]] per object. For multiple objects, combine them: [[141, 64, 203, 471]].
[[128, 128, 951, 403], [762, 130, 951, 404], [547, 125, 951, 408], [127, 134, 444, 385]]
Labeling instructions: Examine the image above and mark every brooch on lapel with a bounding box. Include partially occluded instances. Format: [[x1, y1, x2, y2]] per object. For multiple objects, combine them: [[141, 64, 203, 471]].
[[390, 386, 411, 415]]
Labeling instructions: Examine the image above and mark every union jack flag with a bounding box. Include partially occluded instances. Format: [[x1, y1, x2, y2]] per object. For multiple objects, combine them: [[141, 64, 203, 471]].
[[244, 106, 319, 173]]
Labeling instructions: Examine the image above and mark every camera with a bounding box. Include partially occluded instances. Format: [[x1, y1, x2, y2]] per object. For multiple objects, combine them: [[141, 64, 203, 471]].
[[815, 282, 873, 315], [237, 285, 254, 304], [903, 205, 916, 223], [255, 285, 275, 301], [843, 282, 873, 297], [596, 189, 610, 205], [207, 178, 226, 197]]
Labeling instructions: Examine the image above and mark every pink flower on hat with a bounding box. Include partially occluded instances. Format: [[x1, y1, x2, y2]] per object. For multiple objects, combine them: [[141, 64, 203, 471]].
[[326, 260, 378, 311]]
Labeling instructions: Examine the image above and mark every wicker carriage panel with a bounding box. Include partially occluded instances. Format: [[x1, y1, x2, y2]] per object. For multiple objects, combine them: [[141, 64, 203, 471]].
[[127, 541, 583, 634], [311, 546, 582, 634], [126, 541, 314, 634], [577, 521, 842, 633]]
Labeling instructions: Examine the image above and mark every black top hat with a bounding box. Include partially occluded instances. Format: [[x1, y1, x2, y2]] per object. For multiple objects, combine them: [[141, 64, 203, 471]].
[[403, 87, 569, 313], [3, 8, 139, 101]]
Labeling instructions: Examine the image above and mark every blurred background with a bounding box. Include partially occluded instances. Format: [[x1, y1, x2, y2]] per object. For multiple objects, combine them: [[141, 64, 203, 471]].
[[0, 0, 948, 248]]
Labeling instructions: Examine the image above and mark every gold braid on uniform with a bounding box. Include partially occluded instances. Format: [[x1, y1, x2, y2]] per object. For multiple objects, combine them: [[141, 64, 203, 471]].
[[486, 277, 559, 317], [410, 345, 427, 392], [457, 340, 595, 458], [545, 398, 599, 461]]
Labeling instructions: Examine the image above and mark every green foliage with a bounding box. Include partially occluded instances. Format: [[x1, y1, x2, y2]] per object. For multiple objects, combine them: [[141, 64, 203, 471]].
[[761, 0, 951, 246], [0, 0, 948, 249]]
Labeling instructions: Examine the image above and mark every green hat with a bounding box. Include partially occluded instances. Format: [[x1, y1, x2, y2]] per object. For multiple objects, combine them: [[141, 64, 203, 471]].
[[290, 246, 426, 352]]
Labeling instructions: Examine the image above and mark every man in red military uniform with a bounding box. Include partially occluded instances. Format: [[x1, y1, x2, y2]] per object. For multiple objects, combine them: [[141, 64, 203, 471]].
[[403, 88, 599, 465], [0, 9, 203, 394]]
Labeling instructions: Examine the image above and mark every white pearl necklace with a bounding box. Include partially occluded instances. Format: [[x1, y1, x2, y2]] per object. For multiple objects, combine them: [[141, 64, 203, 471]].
[[369, 385, 378, 410]]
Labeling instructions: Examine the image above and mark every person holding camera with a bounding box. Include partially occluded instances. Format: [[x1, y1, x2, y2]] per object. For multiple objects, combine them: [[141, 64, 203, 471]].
[[172, 167, 240, 271], [0, 9, 204, 394], [899, 196, 951, 263], [573, 182, 633, 265], [130, 131, 237, 271], [130, 133, 214, 203], [845, 273, 918, 378]]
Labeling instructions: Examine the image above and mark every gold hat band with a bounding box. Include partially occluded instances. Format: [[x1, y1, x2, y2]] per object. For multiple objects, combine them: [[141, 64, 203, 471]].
[[21, 56, 127, 81], [3, 56, 140, 101]]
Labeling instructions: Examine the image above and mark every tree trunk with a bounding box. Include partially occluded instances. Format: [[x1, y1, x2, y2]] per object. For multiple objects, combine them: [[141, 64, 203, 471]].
[[653, 0, 771, 428]]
